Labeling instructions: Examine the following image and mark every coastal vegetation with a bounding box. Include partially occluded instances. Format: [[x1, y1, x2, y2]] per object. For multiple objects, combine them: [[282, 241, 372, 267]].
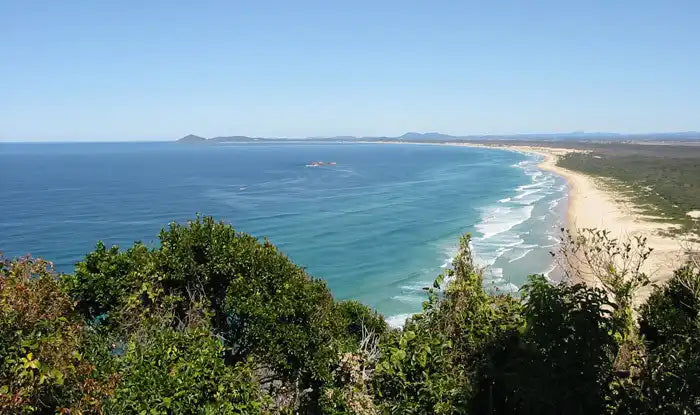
[[2, 216, 700, 414], [555, 143, 700, 236]]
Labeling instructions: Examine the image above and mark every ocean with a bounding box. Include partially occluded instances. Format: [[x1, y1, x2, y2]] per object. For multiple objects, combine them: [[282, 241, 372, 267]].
[[0, 141, 567, 326]]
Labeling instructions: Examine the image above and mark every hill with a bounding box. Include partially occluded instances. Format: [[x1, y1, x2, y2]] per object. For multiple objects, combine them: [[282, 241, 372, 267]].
[[176, 134, 207, 143]]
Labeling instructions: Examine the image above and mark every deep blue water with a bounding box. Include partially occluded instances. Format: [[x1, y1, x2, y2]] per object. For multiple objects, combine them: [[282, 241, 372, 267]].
[[0, 142, 566, 325]]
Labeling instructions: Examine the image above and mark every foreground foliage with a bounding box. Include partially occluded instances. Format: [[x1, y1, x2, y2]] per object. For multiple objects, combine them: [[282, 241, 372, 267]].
[[1, 217, 699, 413]]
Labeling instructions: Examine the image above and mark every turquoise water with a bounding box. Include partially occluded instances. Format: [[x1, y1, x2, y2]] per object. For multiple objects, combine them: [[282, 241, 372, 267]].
[[0, 142, 566, 325]]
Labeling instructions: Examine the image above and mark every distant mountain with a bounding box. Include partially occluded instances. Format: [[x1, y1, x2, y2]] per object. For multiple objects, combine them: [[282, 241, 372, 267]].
[[633, 131, 700, 139], [326, 136, 360, 140], [177, 134, 207, 143], [398, 132, 457, 141], [210, 136, 261, 142], [177, 131, 700, 144], [177, 134, 262, 143]]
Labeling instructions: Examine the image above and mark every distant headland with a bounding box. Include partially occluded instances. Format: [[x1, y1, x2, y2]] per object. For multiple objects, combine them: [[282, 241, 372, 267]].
[[177, 131, 700, 144]]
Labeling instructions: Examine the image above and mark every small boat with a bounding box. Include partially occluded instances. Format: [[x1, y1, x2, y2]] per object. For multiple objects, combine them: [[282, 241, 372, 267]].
[[305, 161, 336, 167]]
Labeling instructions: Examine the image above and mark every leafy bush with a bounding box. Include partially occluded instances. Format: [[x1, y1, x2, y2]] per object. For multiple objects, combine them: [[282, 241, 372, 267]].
[[0, 255, 116, 414], [504, 275, 618, 414], [157, 217, 353, 407], [62, 217, 364, 412], [373, 322, 465, 414], [622, 264, 700, 413], [334, 300, 388, 346], [63, 241, 156, 327], [372, 235, 504, 414], [105, 323, 265, 414]]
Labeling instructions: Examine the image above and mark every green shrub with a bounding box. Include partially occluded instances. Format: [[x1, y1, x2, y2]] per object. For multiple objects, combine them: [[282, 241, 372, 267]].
[[334, 300, 388, 346], [623, 264, 700, 413], [0, 255, 116, 414], [64, 241, 156, 327], [63, 216, 365, 412], [373, 321, 466, 414], [372, 234, 500, 414], [105, 324, 265, 415], [512, 275, 618, 414]]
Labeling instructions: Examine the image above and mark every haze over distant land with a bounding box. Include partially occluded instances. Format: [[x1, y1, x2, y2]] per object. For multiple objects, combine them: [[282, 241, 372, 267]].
[[177, 131, 700, 144]]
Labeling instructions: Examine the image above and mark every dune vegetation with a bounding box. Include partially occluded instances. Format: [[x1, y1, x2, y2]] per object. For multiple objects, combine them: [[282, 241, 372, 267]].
[[1, 216, 699, 414], [555, 144, 700, 236]]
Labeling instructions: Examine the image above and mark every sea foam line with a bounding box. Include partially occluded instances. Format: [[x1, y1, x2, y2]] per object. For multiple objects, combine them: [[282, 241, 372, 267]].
[[389, 151, 566, 327], [470, 154, 562, 289]]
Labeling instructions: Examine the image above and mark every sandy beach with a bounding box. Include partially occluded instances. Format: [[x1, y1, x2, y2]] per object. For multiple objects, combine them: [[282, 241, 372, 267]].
[[476, 143, 690, 303]]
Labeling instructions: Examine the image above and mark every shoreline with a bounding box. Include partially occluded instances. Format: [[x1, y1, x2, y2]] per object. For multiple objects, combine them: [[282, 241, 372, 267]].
[[366, 140, 687, 304], [494, 144, 686, 303]]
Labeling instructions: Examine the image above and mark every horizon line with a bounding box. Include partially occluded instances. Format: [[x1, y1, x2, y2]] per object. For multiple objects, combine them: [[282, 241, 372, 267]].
[[3, 129, 700, 143]]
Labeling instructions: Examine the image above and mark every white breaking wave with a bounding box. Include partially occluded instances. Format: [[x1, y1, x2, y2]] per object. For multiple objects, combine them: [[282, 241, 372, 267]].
[[514, 187, 543, 200], [392, 294, 426, 303], [475, 205, 535, 239], [548, 196, 565, 210], [472, 231, 525, 273], [468, 154, 564, 291], [509, 248, 533, 263], [482, 267, 520, 294], [516, 181, 545, 191], [389, 153, 567, 329], [386, 313, 415, 328], [543, 264, 558, 278]]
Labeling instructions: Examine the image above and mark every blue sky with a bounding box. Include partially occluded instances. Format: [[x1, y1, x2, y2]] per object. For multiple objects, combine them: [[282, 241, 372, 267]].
[[2, 1, 699, 141]]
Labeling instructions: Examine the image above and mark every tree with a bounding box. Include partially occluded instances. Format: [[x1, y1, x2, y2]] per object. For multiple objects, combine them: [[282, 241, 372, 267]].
[[553, 228, 651, 336], [372, 234, 515, 414], [63, 216, 364, 412], [620, 264, 700, 413], [500, 275, 618, 414]]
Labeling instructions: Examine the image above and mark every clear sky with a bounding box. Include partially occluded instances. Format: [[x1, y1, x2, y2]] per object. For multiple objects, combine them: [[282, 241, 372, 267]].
[[2, 1, 699, 141]]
